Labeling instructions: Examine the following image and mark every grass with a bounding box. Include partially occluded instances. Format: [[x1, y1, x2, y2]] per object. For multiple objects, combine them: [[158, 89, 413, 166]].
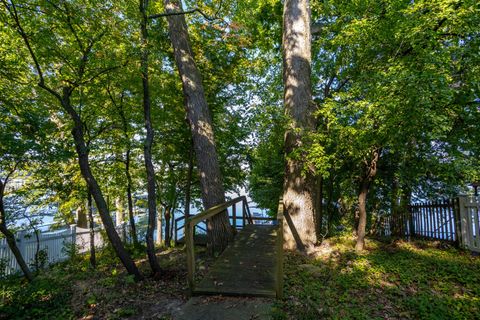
[[0, 245, 189, 320], [1, 236, 479, 319], [275, 236, 480, 320]]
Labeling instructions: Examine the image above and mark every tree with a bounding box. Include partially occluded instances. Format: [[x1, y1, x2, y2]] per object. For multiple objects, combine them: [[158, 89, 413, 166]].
[[140, 0, 161, 274], [2, 0, 142, 279], [282, 0, 318, 250], [162, 0, 233, 253]]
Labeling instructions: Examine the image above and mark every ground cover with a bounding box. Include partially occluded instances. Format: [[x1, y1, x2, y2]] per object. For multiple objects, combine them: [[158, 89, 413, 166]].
[[275, 236, 480, 320], [1, 236, 479, 319]]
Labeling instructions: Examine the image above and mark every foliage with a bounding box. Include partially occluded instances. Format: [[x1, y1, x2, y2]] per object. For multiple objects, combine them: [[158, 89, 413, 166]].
[[276, 236, 480, 320], [0, 245, 187, 320], [0, 273, 74, 319]]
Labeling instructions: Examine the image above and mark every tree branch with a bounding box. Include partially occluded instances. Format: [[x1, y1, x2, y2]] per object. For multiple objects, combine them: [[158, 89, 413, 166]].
[[149, 0, 223, 21], [2, 0, 63, 103]]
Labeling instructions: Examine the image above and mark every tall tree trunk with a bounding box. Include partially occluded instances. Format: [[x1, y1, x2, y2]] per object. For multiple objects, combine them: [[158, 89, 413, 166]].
[[326, 175, 334, 236], [315, 175, 323, 239], [355, 149, 380, 251], [163, 0, 233, 253], [185, 141, 194, 219], [87, 191, 96, 268], [0, 183, 33, 281], [116, 92, 139, 246], [282, 0, 317, 251], [115, 197, 126, 241], [390, 174, 400, 236], [63, 92, 142, 280], [140, 0, 161, 274], [125, 149, 139, 246], [164, 206, 171, 247], [401, 186, 413, 238], [156, 204, 163, 245]]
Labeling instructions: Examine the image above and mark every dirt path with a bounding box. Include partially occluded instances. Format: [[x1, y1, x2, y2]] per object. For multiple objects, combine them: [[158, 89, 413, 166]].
[[173, 296, 273, 320]]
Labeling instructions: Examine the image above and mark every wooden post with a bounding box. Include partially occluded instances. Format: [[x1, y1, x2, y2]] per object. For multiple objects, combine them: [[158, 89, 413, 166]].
[[423, 204, 428, 238], [242, 202, 246, 227], [426, 202, 430, 238], [245, 199, 253, 224], [408, 205, 415, 238], [441, 201, 447, 241], [70, 224, 77, 246], [447, 199, 454, 241], [472, 197, 480, 248], [174, 219, 178, 244], [232, 203, 237, 230], [433, 201, 438, 239], [185, 219, 195, 294], [276, 198, 284, 299]]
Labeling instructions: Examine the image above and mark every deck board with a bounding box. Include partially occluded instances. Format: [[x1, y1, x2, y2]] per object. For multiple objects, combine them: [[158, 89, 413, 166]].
[[193, 224, 278, 297]]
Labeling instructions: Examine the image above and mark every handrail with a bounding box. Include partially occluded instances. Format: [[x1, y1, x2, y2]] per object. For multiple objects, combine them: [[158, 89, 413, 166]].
[[185, 196, 252, 292], [187, 196, 249, 226]]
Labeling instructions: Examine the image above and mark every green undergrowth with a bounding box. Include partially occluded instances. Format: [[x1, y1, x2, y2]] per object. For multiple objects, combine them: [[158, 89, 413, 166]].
[[275, 236, 480, 320], [0, 244, 186, 320]]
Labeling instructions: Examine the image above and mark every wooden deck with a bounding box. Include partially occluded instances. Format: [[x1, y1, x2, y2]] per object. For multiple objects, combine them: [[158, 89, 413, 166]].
[[193, 224, 279, 298]]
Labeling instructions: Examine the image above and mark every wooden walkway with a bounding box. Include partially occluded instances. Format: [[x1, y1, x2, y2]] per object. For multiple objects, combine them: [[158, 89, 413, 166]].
[[193, 224, 280, 298]]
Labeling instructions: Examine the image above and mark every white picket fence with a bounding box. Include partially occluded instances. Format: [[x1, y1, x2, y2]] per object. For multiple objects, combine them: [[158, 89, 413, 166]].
[[0, 223, 126, 276], [459, 196, 480, 253]]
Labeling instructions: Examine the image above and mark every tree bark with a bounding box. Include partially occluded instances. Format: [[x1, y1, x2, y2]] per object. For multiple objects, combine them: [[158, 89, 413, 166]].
[[164, 206, 171, 246], [185, 141, 194, 219], [156, 204, 163, 245], [125, 151, 139, 246], [390, 177, 399, 235], [140, 0, 161, 274], [115, 197, 126, 241], [0, 181, 33, 281], [63, 91, 142, 280], [355, 149, 380, 251], [115, 92, 139, 246], [314, 175, 323, 239], [282, 0, 317, 251], [163, 0, 233, 253], [87, 191, 96, 268], [401, 186, 413, 238]]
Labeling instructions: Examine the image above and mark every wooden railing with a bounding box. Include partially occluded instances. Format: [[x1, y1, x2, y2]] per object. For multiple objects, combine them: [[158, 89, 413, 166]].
[[184, 196, 284, 296], [174, 198, 271, 245], [185, 196, 253, 291]]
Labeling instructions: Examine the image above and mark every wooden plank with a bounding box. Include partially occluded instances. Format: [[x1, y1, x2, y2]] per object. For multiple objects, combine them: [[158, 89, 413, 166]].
[[188, 196, 247, 226], [186, 221, 195, 293], [415, 207, 422, 236], [428, 201, 435, 239], [425, 204, 429, 238], [193, 225, 278, 298], [458, 196, 469, 248], [454, 197, 462, 246], [472, 203, 480, 249], [448, 200, 454, 241], [232, 203, 237, 230], [441, 200, 447, 241], [428, 202, 433, 238]]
